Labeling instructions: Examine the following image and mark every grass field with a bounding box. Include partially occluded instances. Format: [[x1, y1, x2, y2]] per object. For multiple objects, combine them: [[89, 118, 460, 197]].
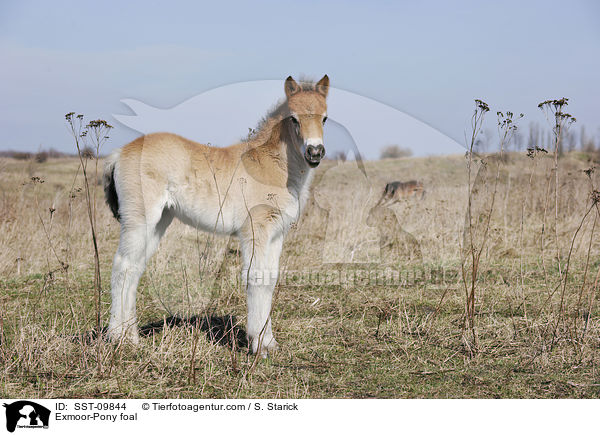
[[1, 150, 600, 398]]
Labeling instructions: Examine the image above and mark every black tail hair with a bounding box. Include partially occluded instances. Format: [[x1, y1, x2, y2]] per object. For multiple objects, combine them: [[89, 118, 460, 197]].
[[103, 165, 120, 221]]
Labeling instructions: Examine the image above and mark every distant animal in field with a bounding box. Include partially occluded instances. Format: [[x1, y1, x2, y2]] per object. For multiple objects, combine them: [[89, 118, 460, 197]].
[[376, 180, 425, 206], [103, 75, 330, 357]]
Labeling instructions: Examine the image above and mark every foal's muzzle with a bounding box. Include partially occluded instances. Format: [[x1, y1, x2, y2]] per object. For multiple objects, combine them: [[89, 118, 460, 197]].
[[304, 144, 325, 168]]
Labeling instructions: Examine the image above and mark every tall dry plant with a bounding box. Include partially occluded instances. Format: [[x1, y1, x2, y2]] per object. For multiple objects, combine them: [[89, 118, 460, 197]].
[[537, 99, 576, 346], [462, 100, 522, 353], [65, 113, 112, 374], [462, 99, 489, 352]]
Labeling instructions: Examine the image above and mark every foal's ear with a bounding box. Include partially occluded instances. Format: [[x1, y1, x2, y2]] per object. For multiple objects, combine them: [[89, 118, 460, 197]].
[[285, 76, 301, 98], [316, 74, 329, 97]]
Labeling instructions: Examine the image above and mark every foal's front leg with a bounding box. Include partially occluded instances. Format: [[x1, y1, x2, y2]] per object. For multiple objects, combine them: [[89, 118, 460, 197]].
[[241, 233, 283, 356]]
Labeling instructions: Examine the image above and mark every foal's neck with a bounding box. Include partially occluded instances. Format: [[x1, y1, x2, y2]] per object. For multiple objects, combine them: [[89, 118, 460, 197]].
[[279, 127, 314, 203], [248, 114, 315, 203]]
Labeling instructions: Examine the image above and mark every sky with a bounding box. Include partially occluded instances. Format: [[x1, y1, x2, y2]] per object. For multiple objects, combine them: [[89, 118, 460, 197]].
[[1, 0, 599, 159]]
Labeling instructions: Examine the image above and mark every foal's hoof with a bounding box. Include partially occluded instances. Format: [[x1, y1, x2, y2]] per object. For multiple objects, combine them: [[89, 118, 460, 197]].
[[251, 338, 280, 358], [107, 327, 140, 345], [266, 339, 280, 353]]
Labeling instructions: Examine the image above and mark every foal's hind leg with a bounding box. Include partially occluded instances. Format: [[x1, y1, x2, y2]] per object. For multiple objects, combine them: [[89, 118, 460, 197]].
[[107, 208, 173, 343]]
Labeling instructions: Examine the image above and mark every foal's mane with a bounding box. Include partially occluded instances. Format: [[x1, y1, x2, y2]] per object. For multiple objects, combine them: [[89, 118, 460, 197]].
[[242, 79, 318, 146]]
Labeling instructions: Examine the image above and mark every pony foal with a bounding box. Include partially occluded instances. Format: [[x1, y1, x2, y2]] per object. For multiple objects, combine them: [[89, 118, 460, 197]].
[[103, 75, 330, 356]]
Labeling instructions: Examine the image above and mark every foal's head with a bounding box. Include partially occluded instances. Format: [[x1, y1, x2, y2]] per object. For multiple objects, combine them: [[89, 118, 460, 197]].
[[284, 75, 329, 168]]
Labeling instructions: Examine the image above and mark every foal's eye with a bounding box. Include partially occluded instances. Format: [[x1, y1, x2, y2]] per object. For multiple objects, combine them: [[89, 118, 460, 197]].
[[322, 116, 328, 125], [290, 116, 299, 126]]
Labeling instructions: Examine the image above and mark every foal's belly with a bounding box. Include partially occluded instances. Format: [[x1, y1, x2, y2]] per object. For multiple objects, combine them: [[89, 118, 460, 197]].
[[173, 200, 241, 235], [168, 177, 299, 236]]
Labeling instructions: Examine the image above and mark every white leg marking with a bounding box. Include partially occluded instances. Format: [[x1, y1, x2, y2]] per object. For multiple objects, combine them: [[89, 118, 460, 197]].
[[242, 232, 283, 356], [108, 208, 173, 343]]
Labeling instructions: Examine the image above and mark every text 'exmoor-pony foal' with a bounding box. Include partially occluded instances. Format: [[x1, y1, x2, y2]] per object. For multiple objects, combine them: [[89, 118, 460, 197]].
[[103, 75, 329, 356]]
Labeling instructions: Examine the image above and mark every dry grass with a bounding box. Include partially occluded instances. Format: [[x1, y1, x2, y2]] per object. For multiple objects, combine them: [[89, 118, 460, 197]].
[[1, 151, 600, 398]]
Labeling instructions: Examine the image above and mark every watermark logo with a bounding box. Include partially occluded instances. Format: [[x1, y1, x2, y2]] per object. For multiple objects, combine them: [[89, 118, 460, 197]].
[[3, 401, 50, 433]]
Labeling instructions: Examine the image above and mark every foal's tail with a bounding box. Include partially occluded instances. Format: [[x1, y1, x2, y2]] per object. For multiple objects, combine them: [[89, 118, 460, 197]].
[[103, 148, 122, 221]]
